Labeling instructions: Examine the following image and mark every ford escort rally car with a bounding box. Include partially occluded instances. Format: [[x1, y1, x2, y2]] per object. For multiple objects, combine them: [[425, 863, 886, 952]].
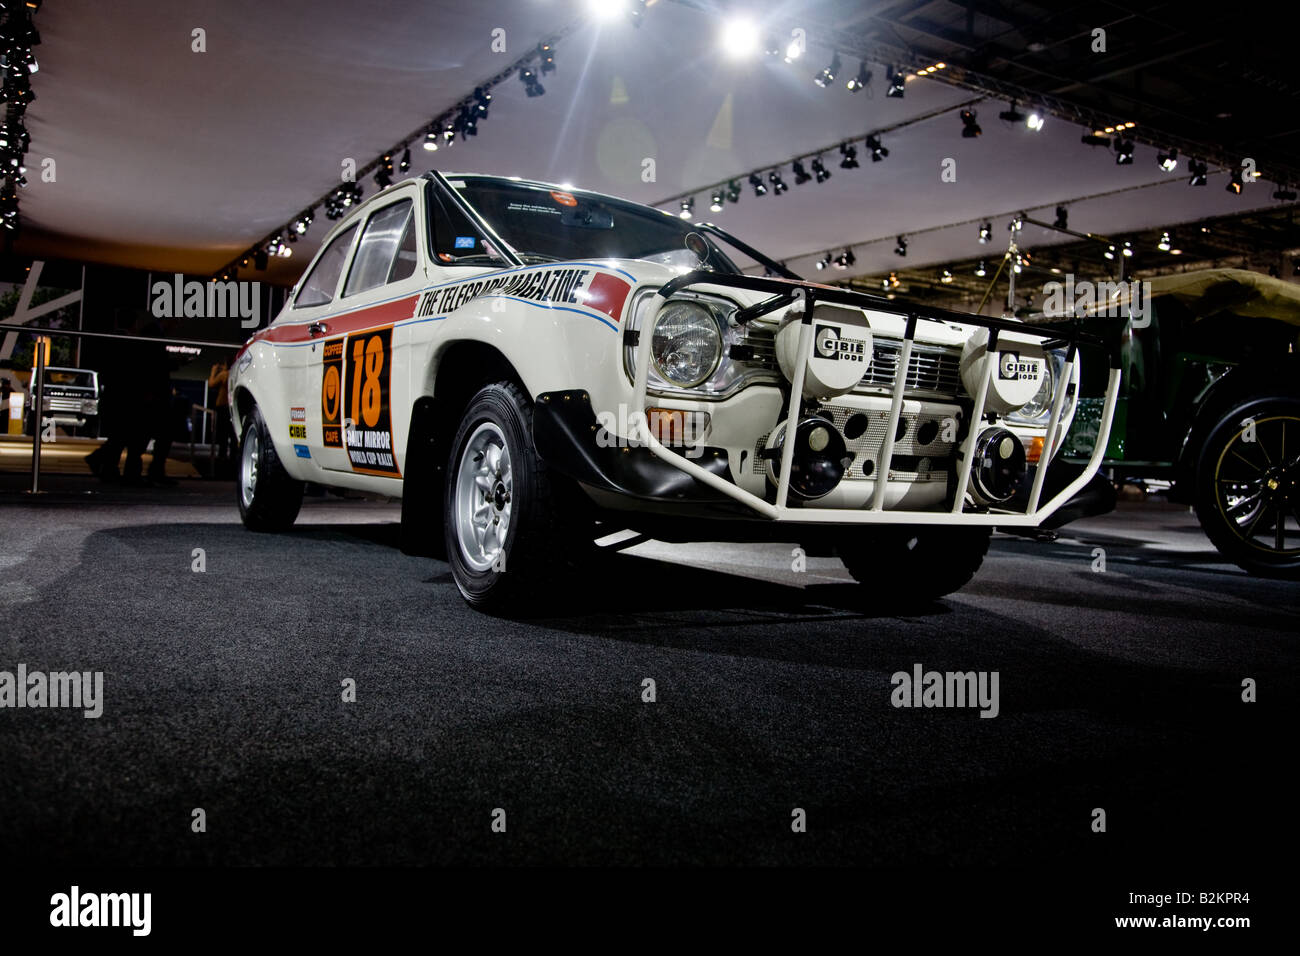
[[230, 171, 1120, 609]]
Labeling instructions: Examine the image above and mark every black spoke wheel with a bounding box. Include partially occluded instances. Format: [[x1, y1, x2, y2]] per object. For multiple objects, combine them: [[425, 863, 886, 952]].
[[1194, 397, 1300, 578]]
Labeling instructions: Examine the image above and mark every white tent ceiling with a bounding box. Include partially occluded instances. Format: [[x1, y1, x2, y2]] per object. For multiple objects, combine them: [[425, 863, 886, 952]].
[[10, 0, 1282, 284]]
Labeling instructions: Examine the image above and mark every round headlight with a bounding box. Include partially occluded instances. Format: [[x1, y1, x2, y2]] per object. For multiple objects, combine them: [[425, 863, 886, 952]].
[[1016, 356, 1055, 420], [651, 301, 722, 388]]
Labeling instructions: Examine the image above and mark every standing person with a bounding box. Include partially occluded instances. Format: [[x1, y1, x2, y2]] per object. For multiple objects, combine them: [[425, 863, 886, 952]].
[[125, 321, 172, 486], [84, 323, 136, 482], [208, 360, 233, 469]]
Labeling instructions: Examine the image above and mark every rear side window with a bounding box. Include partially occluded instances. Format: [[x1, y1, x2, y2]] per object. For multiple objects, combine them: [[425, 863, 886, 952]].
[[294, 224, 357, 308], [344, 200, 416, 297]]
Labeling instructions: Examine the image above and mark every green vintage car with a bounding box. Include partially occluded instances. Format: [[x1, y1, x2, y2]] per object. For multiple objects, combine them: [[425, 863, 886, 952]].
[[1057, 268, 1300, 578]]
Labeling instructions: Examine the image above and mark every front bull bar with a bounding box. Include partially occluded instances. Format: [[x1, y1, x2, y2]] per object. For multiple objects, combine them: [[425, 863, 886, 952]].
[[629, 271, 1122, 527]]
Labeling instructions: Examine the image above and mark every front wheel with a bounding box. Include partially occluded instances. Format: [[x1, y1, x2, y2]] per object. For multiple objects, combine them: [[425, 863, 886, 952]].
[[1193, 396, 1300, 578], [838, 526, 991, 602], [237, 405, 304, 531], [443, 382, 571, 611]]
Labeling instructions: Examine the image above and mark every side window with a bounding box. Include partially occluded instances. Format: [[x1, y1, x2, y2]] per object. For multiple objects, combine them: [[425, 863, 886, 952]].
[[388, 209, 417, 283], [294, 224, 357, 308], [343, 200, 415, 297]]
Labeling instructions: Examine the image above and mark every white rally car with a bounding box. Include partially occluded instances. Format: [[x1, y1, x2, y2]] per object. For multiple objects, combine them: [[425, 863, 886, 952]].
[[230, 172, 1120, 609]]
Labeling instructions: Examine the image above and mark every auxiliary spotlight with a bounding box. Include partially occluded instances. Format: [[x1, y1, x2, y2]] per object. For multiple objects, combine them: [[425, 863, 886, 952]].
[[811, 156, 831, 183], [1187, 159, 1208, 186], [679, 197, 694, 219], [960, 109, 982, 138], [978, 221, 992, 243], [792, 159, 812, 184], [769, 169, 788, 194], [866, 134, 888, 162], [709, 190, 724, 212], [814, 52, 841, 88], [726, 179, 742, 202], [1054, 206, 1068, 229], [846, 62, 872, 91], [749, 172, 767, 196], [1274, 184, 1298, 201], [839, 142, 859, 169], [886, 66, 905, 98], [894, 235, 908, 257], [1157, 148, 1178, 171], [1114, 138, 1135, 165]]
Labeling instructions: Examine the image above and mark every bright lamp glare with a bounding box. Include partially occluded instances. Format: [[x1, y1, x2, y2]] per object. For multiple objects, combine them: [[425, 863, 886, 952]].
[[587, 0, 626, 20], [722, 17, 761, 58]]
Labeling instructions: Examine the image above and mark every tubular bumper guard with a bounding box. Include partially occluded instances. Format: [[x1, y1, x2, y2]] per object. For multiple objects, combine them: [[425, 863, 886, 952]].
[[630, 271, 1122, 527]]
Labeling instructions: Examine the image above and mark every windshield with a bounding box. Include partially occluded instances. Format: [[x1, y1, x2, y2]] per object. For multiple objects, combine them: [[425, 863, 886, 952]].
[[44, 369, 95, 388], [432, 177, 743, 273]]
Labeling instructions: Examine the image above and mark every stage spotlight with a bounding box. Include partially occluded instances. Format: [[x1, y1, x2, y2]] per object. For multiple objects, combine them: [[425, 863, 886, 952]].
[[974, 260, 987, 277], [679, 197, 694, 220], [998, 102, 1025, 123], [1157, 148, 1178, 171], [839, 142, 859, 169], [886, 66, 905, 98], [726, 179, 742, 202], [978, 221, 992, 243], [1274, 184, 1298, 201], [815, 252, 832, 270], [846, 62, 871, 91], [792, 160, 812, 184], [749, 172, 767, 196], [1226, 168, 1243, 194], [960, 109, 982, 138], [1026, 111, 1045, 131], [1054, 206, 1068, 229], [709, 190, 724, 212], [866, 134, 888, 162], [1157, 231, 1171, 251], [721, 16, 760, 58], [814, 52, 841, 88], [1187, 159, 1208, 186], [1114, 138, 1135, 165], [811, 156, 831, 183], [769, 169, 788, 194], [894, 235, 908, 257]]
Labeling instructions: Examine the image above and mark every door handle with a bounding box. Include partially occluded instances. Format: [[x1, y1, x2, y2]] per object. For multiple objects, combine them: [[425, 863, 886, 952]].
[[308, 321, 328, 337]]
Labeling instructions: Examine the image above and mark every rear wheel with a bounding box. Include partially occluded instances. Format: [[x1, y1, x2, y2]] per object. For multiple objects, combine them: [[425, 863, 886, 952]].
[[1193, 396, 1300, 578], [838, 526, 991, 602], [237, 405, 304, 531]]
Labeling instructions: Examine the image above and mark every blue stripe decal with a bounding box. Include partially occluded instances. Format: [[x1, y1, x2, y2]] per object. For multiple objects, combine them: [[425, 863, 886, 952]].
[[488, 295, 619, 332]]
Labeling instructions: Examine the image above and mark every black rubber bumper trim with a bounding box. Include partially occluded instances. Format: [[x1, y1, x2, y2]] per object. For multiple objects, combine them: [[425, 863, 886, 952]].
[[532, 390, 737, 503]]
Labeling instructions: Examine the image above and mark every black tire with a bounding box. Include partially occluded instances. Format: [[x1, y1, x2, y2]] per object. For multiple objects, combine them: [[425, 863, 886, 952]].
[[443, 381, 572, 611], [838, 526, 991, 602], [237, 404, 304, 532], [1193, 395, 1300, 578]]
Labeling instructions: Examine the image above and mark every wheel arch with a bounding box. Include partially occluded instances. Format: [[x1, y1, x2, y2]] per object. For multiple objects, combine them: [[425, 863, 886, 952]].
[[399, 339, 528, 557], [1175, 356, 1300, 493]]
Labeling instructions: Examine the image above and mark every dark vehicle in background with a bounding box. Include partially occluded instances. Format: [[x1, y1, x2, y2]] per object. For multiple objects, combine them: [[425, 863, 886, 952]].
[[1057, 269, 1300, 578], [25, 365, 100, 437]]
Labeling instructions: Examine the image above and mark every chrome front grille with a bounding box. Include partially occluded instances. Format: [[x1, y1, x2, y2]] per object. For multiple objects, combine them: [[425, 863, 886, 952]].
[[738, 328, 965, 398]]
